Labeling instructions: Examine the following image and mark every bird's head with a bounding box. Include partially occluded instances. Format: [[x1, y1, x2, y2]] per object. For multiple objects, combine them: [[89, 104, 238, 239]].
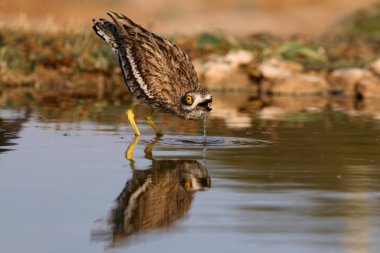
[[178, 160, 211, 192], [180, 90, 212, 120], [181, 175, 211, 192]]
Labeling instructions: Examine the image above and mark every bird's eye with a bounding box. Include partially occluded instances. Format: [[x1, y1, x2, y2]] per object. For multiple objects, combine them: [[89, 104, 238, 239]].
[[185, 95, 193, 105], [184, 180, 191, 190]]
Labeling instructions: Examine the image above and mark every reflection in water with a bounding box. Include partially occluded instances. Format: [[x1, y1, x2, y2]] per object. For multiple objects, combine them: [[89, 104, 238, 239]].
[[342, 166, 376, 253], [3, 92, 380, 252], [92, 139, 211, 247], [0, 109, 30, 154], [344, 192, 372, 253]]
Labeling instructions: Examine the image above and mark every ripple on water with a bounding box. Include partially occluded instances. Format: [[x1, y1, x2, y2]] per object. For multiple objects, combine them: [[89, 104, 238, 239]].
[[158, 135, 271, 148]]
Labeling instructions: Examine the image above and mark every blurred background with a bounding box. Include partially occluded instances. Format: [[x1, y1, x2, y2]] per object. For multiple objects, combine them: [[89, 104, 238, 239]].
[[1, 0, 377, 35], [2, 2, 380, 253], [2, 0, 380, 121]]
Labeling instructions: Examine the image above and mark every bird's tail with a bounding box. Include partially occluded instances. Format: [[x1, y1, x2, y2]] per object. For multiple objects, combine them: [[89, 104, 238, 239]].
[[92, 18, 119, 54]]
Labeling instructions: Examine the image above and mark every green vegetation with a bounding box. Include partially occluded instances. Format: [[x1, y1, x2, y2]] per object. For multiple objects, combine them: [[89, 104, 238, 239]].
[[0, 28, 376, 78], [332, 2, 380, 36], [2, 2, 380, 85], [0, 28, 117, 75]]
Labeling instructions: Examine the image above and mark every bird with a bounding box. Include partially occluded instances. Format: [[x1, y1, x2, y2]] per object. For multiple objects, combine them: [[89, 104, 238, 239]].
[[91, 159, 210, 247], [92, 12, 212, 136]]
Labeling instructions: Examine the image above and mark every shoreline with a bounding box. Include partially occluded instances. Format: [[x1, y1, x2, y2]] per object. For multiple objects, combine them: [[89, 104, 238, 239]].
[[2, 27, 380, 100]]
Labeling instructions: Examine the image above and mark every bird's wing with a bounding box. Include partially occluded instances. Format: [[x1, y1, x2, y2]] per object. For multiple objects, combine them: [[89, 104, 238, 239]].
[[106, 12, 200, 105]]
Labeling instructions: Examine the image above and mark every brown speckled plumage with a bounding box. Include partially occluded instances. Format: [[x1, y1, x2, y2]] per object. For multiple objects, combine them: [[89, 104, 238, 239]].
[[93, 12, 212, 121], [91, 160, 210, 247]]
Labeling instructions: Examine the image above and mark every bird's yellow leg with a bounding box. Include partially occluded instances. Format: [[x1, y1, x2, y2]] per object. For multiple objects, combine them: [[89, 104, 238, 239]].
[[125, 135, 140, 161], [146, 108, 163, 136], [144, 135, 162, 160], [125, 102, 141, 136]]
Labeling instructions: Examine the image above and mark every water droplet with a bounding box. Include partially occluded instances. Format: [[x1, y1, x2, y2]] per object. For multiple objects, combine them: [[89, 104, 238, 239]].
[[203, 113, 207, 142], [203, 113, 207, 165]]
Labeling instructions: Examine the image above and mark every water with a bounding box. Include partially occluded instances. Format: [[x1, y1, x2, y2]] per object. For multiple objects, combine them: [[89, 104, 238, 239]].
[[1, 94, 380, 253], [203, 113, 207, 166], [203, 112, 207, 141]]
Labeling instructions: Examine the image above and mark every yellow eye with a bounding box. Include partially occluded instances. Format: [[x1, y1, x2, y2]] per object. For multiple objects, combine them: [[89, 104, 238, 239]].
[[184, 180, 191, 190], [185, 95, 193, 105]]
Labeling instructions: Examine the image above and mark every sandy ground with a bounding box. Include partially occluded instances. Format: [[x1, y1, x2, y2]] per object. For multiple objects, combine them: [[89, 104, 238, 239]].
[[1, 0, 377, 35]]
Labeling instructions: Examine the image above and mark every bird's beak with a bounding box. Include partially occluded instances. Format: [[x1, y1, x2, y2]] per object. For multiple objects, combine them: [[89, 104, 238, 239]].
[[198, 98, 212, 112]]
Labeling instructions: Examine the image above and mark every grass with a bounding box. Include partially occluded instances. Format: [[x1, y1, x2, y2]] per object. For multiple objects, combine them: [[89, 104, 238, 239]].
[[0, 28, 118, 75], [3, 2, 380, 86], [0, 28, 375, 76], [333, 2, 380, 36]]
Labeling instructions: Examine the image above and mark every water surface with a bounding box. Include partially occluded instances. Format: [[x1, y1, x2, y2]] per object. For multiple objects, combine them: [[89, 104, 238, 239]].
[[1, 94, 380, 253]]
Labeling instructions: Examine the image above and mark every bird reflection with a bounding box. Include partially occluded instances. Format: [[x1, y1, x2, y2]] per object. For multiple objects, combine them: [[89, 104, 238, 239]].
[[92, 136, 211, 247], [0, 110, 30, 154]]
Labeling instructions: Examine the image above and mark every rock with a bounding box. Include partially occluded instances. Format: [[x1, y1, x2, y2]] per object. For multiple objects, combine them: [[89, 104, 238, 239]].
[[195, 60, 232, 84], [261, 73, 329, 95], [193, 50, 254, 90], [368, 58, 380, 76], [356, 75, 380, 98], [328, 68, 374, 97], [258, 57, 303, 80], [249, 69, 263, 83], [224, 50, 253, 68]]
